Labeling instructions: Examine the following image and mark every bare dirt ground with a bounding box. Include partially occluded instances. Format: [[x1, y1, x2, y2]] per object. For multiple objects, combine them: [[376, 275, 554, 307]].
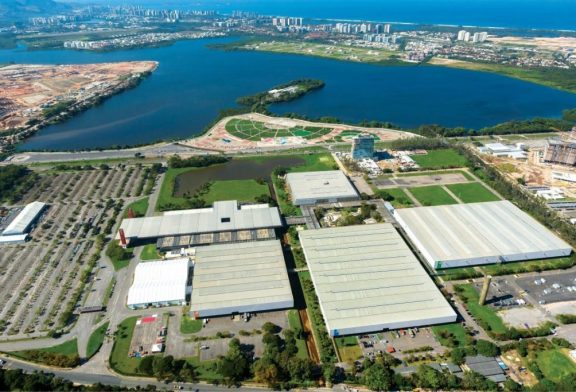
[[181, 113, 416, 152], [544, 300, 576, 316], [501, 349, 538, 387], [499, 307, 553, 329]]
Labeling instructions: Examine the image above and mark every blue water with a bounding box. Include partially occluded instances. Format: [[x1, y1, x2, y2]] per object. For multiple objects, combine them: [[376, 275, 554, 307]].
[[1, 37, 575, 150], [77, 0, 576, 31]]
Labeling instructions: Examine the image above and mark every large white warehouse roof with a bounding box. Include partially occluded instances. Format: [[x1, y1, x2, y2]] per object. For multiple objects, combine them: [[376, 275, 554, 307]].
[[117, 200, 282, 241], [127, 258, 190, 308], [286, 170, 359, 206], [2, 201, 46, 236], [395, 201, 572, 269], [190, 240, 293, 318], [299, 224, 456, 336]]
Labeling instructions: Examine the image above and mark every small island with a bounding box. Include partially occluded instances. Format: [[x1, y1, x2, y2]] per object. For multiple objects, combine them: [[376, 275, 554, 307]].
[[236, 79, 325, 107]]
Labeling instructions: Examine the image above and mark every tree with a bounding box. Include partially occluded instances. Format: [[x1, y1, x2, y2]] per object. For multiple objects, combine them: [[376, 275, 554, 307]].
[[262, 322, 279, 334], [461, 371, 497, 391], [503, 378, 522, 392], [414, 365, 444, 390], [450, 347, 466, 365], [253, 358, 280, 388], [287, 357, 315, 382], [475, 339, 499, 357], [138, 355, 155, 375], [363, 362, 395, 391], [216, 338, 250, 386], [153, 355, 174, 381]]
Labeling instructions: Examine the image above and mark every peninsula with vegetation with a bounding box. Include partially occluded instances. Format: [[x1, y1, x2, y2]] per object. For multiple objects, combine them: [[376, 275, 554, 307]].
[[237, 79, 325, 107]]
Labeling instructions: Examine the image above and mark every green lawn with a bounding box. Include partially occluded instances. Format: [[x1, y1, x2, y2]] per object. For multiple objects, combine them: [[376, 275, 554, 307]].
[[87, 322, 109, 358], [396, 169, 474, 181], [225, 118, 333, 141], [39, 339, 78, 356], [435, 267, 483, 281], [156, 167, 191, 211], [11, 339, 79, 366], [287, 310, 309, 360], [123, 197, 149, 218], [109, 317, 141, 375], [375, 188, 413, 208], [409, 185, 458, 206], [455, 284, 508, 335], [410, 149, 468, 169], [481, 256, 576, 276], [536, 349, 576, 382], [185, 357, 221, 381], [203, 179, 269, 204], [335, 336, 362, 363], [446, 183, 500, 203], [181, 315, 203, 334], [432, 323, 469, 347], [140, 243, 161, 261]]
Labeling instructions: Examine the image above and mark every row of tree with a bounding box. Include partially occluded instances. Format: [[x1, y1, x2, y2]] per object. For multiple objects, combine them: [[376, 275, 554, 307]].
[[167, 155, 229, 169]]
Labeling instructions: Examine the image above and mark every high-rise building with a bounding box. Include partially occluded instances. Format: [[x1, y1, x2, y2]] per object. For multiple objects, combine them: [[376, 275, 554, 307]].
[[457, 30, 467, 41], [351, 134, 375, 160], [383, 24, 391, 34]]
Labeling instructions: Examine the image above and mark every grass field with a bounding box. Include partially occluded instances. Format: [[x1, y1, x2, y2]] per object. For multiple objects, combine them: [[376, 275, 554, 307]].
[[481, 256, 576, 276], [335, 336, 362, 363], [410, 149, 469, 169], [396, 169, 474, 181], [245, 41, 405, 65], [225, 118, 333, 141], [455, 284, 508, 335], [287, 310, 309, 360], [185, 357, 221, 381], [87, 322, 109, 358], [376, 188, 413, 208], [436, 267, 483, 281], [123, 197, 149, 218], [12, 339, 79, 364], [432, 323, 469, 347], [109, 317, 141, 375], [536, 349, 576, 382], [181, 315, 203, 334], [140, 243, 161, 261], [446, 183, 500, 203], [409, 185, 458, 206], [203, 179, 269, 204]]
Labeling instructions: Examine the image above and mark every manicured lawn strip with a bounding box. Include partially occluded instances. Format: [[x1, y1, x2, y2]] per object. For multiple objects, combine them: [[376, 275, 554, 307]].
[[481, 257, 576, 276], [536, 349, 576, 382], [455, 284, 508, 335], [288, 310, 310, 360], [11, 339, 79, 367], [181, 315, 203, 334], [87, 322, 109, 358], [123, 197, 149, 218], [446, 183, 500, 203], [377, 188, 413, 208], [396, 169, 474, 180], [409, 185, 458, 206], [410, 149, 468, 169], [108, 243, 133, 271], [203, 179, 269, 204], [436, 267, 482, 281], [272, 176, 301, 216], [432, 323, 469, 347], [186, 357, 221, 381], [109, 316, 142, 376], [140, 243, 161, 261], [335, 336, 362, 363]]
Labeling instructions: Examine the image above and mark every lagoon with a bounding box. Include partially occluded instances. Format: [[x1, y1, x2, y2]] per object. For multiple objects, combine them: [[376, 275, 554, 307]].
[[1, 37, 575, 151]]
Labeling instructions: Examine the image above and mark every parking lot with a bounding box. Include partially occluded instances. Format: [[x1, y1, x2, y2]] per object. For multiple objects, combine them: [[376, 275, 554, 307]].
[[472, 279, 527, 310], [0, 164, 151, 338], [358, 327, 445, 360], [517, 271, 576, 304], [129, 314, 167, 358], [165, 310, 289, 360]]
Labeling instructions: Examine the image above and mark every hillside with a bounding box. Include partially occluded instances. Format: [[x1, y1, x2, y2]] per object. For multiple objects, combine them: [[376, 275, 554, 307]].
[[0, 0, 70, 21]]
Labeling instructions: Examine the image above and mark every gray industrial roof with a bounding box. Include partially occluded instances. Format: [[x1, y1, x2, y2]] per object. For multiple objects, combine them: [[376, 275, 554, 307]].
[[2, 202, 46, 236], [286, 170, 359, 202], [190, 240, 293, 315], [117, 200, 282, 240], [395, 201, 572, 266], [299, 224, 456, 336]]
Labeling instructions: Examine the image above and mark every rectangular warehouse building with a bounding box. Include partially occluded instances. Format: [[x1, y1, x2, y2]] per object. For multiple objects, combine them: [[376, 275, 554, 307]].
[[299, 224, 456, 336], [395, 201, 572, 269], [1, 201, 47, 237], [127, 258, 191, 309], [286, 170, 359, 206], [190, 240, 293, 318], [117, 200, 282, 247]]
